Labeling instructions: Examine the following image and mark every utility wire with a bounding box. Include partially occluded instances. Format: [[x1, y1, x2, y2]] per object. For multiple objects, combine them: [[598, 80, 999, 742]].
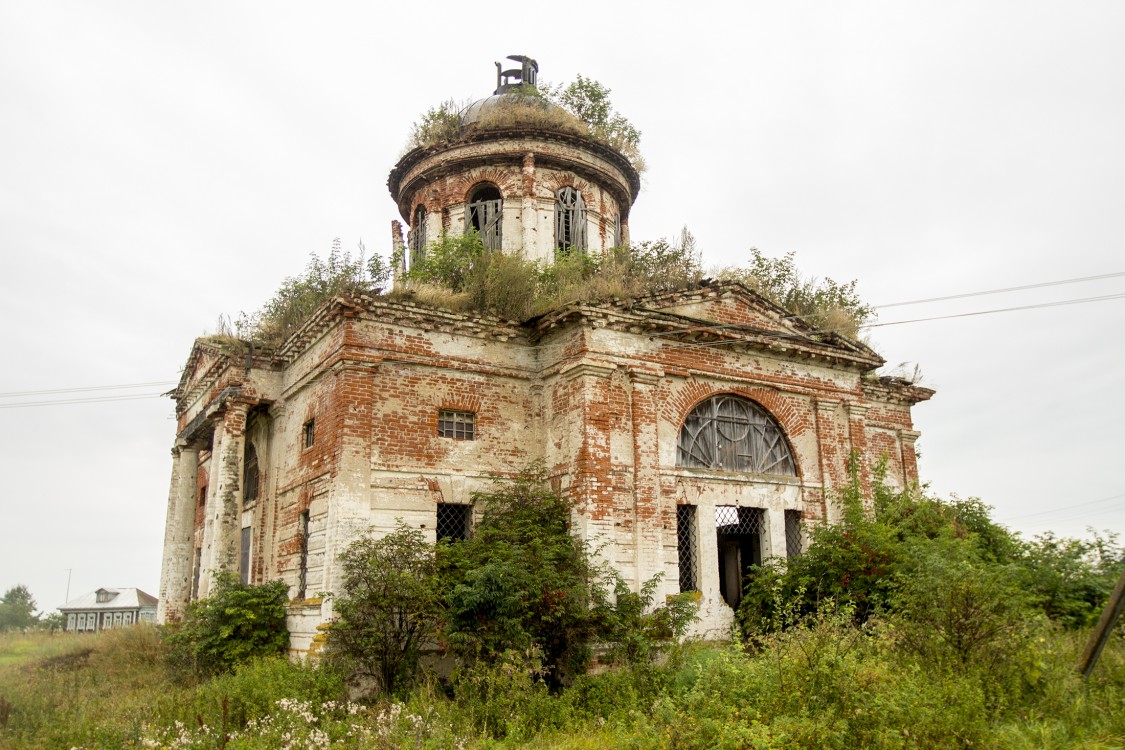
[[0, 393, 166, 409], [3, 277, 1124, 406], [1005, 493, 1125, 521], [862, 292, 1125, 329], [0, 381, 177, 399], [874, 271, 1125, 309]]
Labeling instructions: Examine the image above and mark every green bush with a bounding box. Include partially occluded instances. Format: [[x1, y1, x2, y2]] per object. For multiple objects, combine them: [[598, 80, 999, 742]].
[[165, 572, 289, 677], [440, 467, 611, 687], [1019, 530, 1124, 628], [327, 522, 443, 695]]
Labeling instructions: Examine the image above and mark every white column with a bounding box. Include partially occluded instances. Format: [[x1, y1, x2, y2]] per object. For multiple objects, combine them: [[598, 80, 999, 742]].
[[157, 442, 198, 623]]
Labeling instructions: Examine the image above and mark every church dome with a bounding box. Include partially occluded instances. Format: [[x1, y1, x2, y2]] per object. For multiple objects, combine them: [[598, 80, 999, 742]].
[[459, 92, 560, 128]]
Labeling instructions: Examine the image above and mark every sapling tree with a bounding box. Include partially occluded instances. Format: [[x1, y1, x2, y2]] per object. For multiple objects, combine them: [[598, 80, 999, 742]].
[[328, 523, 443, 695]]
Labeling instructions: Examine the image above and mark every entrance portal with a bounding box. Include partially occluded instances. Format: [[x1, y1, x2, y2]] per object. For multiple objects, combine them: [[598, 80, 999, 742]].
[[715, 506, 764, 608]]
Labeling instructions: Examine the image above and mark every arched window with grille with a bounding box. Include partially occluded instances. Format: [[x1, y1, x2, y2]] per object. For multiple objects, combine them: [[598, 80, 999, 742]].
[[554, 186, 586, 254], [408, 204, 427, 268], [676, 395, 795, 475], [467, 184, 503, 249]]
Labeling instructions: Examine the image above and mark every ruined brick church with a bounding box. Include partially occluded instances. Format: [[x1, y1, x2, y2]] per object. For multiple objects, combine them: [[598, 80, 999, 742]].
[[158, 56, 932, 649]]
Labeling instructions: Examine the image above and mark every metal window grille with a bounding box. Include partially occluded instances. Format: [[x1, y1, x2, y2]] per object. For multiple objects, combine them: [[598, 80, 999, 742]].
[[676, 505, 699, 592], [785, 510, 803, 557], [554, 186, 587, 253], [436, 503, 470, 542], [408, 204, 427, 268], [303, 419, 315, 449], [239, 526, 252, 584], [297, 510, 310, 599], [677, 395, 796, 475], [438, 409, 475, 440], [191, 547, 202, 600], [467, 186, 503, 250], [715, 505, 765, 536], [243, 444, 259, 505]]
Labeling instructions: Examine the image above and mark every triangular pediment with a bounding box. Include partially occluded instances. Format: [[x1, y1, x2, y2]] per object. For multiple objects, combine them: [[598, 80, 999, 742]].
[[640, 282, 810, 336], [533, 281, 884, 370], [173, 339, 234, 399]]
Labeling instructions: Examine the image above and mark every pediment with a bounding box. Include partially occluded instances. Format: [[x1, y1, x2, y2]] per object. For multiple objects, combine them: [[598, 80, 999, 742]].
[[534, 281, 884, 370], [640, 282, 807, 337]]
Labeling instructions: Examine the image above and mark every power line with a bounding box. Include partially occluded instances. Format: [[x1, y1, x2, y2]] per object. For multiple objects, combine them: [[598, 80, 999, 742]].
[[1005, 493, 1125, 521], [2, 276, 1123, 407], [0, 381, 177, 398], [0, 393, 166, 409], [862, 292, 1125, 329], [874, 271, 1125, 309], [665, 291, 1125, 351]]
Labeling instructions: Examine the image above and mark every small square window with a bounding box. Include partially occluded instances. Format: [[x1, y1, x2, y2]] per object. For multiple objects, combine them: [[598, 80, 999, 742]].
[[438, 410, 475, 440], [436, 503, 470, 542], [303, 419, 315, 449]]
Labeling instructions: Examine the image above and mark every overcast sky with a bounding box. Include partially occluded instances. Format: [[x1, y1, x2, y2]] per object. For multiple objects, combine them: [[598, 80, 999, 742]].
[[2, 1, 1122, 613]]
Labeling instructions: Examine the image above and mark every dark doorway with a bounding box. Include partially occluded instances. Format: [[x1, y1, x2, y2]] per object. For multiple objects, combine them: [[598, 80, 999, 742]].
[[715, 506, 764, 608]]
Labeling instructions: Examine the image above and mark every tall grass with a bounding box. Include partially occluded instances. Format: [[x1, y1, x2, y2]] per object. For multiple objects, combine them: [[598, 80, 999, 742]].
[[2, 624, 1120, 749]]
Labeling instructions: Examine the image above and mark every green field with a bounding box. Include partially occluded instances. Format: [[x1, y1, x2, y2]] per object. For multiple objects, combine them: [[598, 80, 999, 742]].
[[1, 624, 1122, 750]]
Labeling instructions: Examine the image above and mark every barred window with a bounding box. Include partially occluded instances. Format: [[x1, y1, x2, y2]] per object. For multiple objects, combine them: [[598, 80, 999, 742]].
[[554, 186, 587, 254], [303, 419, 315, 449], [676, 505, 699, 592], [677, 395, 795, 475], [436, 503, 470, 542], [438, 409, 475, 440], [243, 444, 259, 506], [297, 510, 310, 599], [409, 204, 427, 268], [467, 184, 503, 250], [785, 509, 803, 557], [239, 526, 252, 584]]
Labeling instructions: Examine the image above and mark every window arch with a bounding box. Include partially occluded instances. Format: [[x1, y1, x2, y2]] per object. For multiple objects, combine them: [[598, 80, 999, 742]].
[[408, 204, 427, 268], [676, 395, 795, 475], [467, 184, 502, 250], [554, 186, 587, 253]]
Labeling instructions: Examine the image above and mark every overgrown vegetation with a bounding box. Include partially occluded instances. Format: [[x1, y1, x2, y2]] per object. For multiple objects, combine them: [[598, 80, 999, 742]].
[[396, 228, 704, 321], [165, 571, 289, 677], [328, 467, 696, 698], [327, 523, 443, 695], [0, 471, 1121, 748], [408, 75, 645, 173], [229, 227, 877, 350], [737, 462, 1123, 643], [229, 238, 391, 346], [2, 475, 1122, 749], [716, 248, 876, 336]]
